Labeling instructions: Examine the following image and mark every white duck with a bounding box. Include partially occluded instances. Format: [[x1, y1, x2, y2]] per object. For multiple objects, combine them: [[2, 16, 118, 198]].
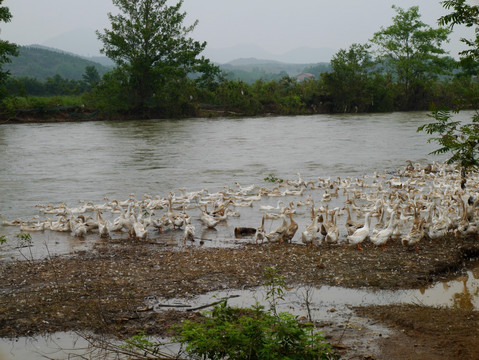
[[69, 216, 88, 238], [0, 214, 23, 226], [301, 208, 320, 247], [134, 222, 148, 240], [260, 200, 284, 212], [46, 216, 70, 232], [183, 216, 196, 243], [370, 212, 395, 248], [347, 212, 371, 250], [167, 197, 184, 229], [343, 206, 364, 236], [96, 210, 111, 238], [20, 217, 46, 232], [111, 204, 133, 234], [200, 205, 220, 229]]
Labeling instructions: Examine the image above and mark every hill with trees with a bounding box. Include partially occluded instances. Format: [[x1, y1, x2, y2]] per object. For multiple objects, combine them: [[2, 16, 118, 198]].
[[4, 46, 112, 81]]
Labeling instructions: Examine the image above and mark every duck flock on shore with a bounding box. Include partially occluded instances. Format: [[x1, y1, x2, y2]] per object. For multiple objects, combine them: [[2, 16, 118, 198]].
[[1, 161, 479, 251]]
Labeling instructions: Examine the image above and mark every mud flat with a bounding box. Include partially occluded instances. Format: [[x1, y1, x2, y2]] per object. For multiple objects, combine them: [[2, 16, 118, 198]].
[[0, 233, 478, 359]]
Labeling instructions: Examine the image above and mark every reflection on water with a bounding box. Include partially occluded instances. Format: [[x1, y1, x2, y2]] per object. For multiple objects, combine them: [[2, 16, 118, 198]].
[[149, 265, 479, 313]]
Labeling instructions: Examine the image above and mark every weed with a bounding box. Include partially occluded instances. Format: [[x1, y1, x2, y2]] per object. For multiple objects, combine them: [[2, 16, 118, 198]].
[[264, 173, 283, 183], [16, 233, 34, 261], [264, 266, 286, 316], [16, 233, 32, 247], [121, 331, 164, 358]]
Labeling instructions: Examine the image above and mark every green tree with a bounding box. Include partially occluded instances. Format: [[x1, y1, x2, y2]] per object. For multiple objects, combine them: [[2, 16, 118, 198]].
[[418, 2, 479, 189], [96, 0, 219, 114], [82, 65, 100, 91], [418, 108, 479, 189], [0, 0, 18, 97], [439, 0, 479, 78], [321, 43, 376, 112], [440, 0, 479, 62], [371, 5, 452, 110]]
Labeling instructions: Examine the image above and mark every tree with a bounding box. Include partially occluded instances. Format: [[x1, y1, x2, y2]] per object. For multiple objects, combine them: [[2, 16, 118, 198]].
[[82, 65, 100, 91], [321, 43, 377, 112], [96, 0, 220, 114], [371, 6, 452, 109], [418, 108, 479, 189], [0, 0, 18, 96], [440, 0, 479, 61], [439, 0, 479, 78], [418, 2, 479, 189]]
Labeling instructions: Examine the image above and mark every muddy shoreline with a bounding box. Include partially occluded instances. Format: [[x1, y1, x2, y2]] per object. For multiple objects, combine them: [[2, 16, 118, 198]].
[[1, 234, 478, 359]]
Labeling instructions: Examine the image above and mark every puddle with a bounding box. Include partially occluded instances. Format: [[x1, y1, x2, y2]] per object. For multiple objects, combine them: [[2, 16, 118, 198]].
[[1, 267, 477, 359], [148, 265, 479, 314], [0, 332, 91, 360]]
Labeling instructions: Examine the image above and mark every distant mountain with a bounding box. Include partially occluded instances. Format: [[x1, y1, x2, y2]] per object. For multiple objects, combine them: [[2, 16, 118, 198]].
[[205, 43, 336, 64], [226, 57, 283, 66], [4, 46, 113, 81], [37, 28, 335, 64], [278, 46, 336, 64]]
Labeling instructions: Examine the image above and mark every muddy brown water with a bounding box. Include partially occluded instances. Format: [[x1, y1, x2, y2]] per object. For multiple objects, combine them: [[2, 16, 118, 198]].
[[1, 112, 477, 359], [0, 111, 457, 259], [0, 111, 454, 221]]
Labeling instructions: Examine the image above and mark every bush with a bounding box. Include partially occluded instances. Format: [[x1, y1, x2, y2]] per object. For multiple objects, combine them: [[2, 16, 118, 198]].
[[174, 300, 338, 360]]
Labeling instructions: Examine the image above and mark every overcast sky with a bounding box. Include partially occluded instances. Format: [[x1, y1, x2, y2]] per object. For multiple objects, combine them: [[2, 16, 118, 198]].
[[1, 0, 477, 58]]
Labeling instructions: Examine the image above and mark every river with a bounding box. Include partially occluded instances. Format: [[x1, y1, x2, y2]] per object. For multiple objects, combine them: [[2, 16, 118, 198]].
[[0, 111, 456, 221], [0, 111, 477, 359]]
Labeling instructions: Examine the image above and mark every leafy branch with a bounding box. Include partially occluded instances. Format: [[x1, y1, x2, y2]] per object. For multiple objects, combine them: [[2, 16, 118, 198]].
[[418, 107, 479, 187]]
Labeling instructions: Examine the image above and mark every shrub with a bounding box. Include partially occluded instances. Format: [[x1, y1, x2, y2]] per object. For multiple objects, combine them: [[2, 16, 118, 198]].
[[174, 300, 338, 360]]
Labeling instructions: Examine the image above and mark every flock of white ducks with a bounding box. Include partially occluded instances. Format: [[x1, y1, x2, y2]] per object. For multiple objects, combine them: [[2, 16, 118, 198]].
[[2, 162, 479, 251]]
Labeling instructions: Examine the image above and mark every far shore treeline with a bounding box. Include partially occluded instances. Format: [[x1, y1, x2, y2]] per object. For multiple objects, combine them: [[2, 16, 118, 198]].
[[0, 0, 478, 121]]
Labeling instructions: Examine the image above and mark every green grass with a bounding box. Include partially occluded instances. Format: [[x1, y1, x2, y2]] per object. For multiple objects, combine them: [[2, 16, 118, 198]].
[[2, 95, 86, 112]]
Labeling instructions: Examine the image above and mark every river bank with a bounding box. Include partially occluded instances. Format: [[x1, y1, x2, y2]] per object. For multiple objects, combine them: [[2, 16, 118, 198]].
[[0, 105, 278, 125], [1, 234, 478, 359]]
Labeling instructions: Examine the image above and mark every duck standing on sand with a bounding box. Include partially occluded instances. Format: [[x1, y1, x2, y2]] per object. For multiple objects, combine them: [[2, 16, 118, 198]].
[[184, 216, 196, 243], [347, 212, 371, 250], [301, 207, 320, 247], [370, 212, 395, 248], [265, 213, 288, 245], [283, 212, 298, 244], [255, 216, 266, 244]]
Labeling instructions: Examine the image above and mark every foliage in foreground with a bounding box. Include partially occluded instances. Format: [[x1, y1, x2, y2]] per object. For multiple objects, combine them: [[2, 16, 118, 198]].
[[418, 107, 479, 188], [118, 267, 337, 359], [174, 300, 337, 360], [417, 2, 479, 189], [172, 267, 337, 360]]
